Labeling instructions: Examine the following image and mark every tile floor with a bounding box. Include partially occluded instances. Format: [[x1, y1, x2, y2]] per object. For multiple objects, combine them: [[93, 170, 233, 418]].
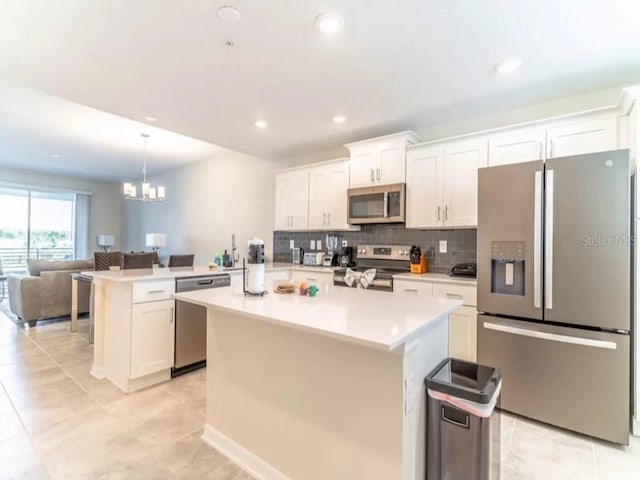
[[0, 306, 638, 479]]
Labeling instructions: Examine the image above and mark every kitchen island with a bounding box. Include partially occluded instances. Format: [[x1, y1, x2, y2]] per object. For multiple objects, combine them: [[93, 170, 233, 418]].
[[174, 285, 461, 480]]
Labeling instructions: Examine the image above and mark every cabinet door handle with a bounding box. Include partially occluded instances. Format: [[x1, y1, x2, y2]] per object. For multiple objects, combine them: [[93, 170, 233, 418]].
[[376, 168, 381, 183], [445, 293, 463, 299], [444, 206, 448, 221], [147, 290, 165, 294], [437, 206, 441, 221], [322, 213, 326, 226], [404, 288, 419, 293], [327, 213, 331, 225], [550, 139, 554, 158], [290, 215, 294, 227], [370, 169, 375, 183]]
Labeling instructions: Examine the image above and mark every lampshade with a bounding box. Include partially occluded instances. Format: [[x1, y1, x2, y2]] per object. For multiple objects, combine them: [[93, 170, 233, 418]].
[[97, 234, 115, 247], [146, 233, 167, 248]]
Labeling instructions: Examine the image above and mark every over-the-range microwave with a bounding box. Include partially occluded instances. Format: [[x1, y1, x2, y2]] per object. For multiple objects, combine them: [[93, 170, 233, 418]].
[[347, 183, 406, 224]]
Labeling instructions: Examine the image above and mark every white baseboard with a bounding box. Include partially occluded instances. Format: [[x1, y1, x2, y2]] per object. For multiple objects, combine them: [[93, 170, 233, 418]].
[[633, 416, 640, 437], [90, 364, 105, 379], [201, 424, 290, 480]]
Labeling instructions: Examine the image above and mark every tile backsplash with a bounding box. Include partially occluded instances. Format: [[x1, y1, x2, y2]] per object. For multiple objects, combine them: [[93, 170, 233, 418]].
[[273, 225, 477, 273]]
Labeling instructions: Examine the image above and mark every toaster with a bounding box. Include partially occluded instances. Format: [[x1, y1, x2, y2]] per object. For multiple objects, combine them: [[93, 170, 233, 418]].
[[449, 262, 477, 278], [303, 252, 325, 266]]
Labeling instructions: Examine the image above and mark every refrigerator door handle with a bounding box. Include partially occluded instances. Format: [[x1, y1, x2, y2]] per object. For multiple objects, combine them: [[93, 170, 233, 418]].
[[482, 321, 617, 350], [534, 171, 542, 309], [545, 169, 554, 310]]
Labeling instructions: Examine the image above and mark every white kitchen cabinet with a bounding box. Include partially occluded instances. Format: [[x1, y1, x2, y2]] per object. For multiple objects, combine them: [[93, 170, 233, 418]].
[[130, 300, 175, 378], [346, 131, 420, 188], [406, 146, 443, 228], [448, 305, 477, 362], [406, 137, 487, 228], [442, 137, 488, 227], [290, 269, 334, 286], [308, 160, 352, 230], [488, 128, 546, 166], [546, 117, 618, 158], [393, 279, 434, 296], [275, 169, 309, 231]]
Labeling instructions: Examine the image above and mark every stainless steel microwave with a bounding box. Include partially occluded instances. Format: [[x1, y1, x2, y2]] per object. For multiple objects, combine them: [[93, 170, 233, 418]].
[[347, 183, 406, 224]]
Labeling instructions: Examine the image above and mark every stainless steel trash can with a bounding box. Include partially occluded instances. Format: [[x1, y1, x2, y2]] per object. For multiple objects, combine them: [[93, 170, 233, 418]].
[[426, 358, 502, 480]]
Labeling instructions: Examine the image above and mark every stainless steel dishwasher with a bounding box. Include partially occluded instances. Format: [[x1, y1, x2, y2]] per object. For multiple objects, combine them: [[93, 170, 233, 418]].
[[173, 274, 231, 377]]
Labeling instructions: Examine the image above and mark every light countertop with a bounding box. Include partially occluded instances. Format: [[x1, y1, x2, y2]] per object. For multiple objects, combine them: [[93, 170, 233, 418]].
[[82, 264, 293, 283], [392, 272, 477, 286], [172, 286, 461, 352]]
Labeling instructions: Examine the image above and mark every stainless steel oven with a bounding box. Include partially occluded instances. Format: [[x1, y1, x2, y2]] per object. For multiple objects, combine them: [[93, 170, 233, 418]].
[[347, 183, 405, 224]]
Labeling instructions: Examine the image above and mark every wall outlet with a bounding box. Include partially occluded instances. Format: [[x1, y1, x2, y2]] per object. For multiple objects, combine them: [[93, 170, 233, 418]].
[[439, 240, 447, 253], [310, 240, 316, 250], [317, 240, 322, 251], [342, 240, 348, 247], [289, 239, 295, 249]]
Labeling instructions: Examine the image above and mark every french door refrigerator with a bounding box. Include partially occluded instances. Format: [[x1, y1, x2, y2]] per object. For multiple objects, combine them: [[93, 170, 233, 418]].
[[477, 149, 631, 445]]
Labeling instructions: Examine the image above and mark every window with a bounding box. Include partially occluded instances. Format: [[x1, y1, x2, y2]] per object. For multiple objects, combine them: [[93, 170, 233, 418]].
[[0, 187, 79, 273]]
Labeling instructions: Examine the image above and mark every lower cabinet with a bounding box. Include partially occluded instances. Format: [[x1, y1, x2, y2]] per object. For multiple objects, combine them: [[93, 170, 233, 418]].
[[394, 279, 477, 362], [448, 305, 477, 362], [130, 300, 175, 379]]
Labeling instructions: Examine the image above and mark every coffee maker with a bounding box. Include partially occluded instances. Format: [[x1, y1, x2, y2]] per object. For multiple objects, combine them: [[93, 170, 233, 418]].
[[338, 246, 356, 268]]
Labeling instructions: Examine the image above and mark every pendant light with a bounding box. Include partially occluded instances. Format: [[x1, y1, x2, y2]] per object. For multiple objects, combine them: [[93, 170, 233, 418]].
[[123, 133, 165, 202]]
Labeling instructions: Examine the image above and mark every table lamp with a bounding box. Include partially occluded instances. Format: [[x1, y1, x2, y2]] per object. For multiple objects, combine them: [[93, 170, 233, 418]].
[[97, 234, 115, 252], [146, 233, 167, 253]]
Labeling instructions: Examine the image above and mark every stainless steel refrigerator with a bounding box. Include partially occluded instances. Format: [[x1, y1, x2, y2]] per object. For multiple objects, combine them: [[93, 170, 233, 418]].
[[477, 149, 631, 445]]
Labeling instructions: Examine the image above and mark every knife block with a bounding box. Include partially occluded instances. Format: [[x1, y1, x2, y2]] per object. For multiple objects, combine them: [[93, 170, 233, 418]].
[[410, 254, 427, 274]]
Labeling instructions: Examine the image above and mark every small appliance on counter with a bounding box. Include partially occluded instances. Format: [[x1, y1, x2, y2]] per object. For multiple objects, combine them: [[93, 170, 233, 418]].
[[303, 252, 325, 266], [292, 247, 304, 265], [244, 237, 266, 295], [338, 246, 356, 268], [322, 253, 339, 267], [449, 262, 477, 278]]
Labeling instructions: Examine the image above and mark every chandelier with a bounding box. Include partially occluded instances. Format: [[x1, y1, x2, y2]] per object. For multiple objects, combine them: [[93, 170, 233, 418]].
[[123, 133, 165, 202]]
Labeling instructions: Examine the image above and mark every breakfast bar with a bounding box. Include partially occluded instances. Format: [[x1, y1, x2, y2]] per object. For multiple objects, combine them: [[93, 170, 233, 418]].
[[173, 285, 461, 480]]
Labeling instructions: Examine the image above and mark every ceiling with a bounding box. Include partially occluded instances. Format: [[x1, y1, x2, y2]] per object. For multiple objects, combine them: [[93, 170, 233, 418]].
[[1, 0, 640, 175]]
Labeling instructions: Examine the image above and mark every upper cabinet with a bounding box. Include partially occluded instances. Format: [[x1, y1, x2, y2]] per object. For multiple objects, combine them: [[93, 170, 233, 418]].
[[346, 131, 421, 188], [407, 136, 487, 229], [274, 169, 309, 231], [546, 117, 618, 158], [308, 160, 352, 230], [488, 117, 619, 167], [488, 128, 546, 166]]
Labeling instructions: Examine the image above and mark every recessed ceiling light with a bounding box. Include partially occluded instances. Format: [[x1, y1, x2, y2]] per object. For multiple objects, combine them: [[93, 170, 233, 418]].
[[144, 116, 157, 122], [51, 154, 61, 159], [218, 6, 240, 23], [494, 57, 523, 74], [332, 115, 347, 124], [255, 120, 268, 129], [315, 12, 344, 35]]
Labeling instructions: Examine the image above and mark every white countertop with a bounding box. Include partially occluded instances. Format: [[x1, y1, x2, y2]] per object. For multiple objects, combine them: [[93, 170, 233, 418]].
[[173, 285, 461, 352], [392, 272, 477, 286], [82, 264, 292, 283]]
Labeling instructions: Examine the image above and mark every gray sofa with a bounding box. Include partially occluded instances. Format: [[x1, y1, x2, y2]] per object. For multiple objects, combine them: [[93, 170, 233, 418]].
[[8, 259, 94, 326]]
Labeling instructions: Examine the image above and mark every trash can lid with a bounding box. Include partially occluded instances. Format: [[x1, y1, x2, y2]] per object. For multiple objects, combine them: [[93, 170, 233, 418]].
[[426, 357, 501, 405]]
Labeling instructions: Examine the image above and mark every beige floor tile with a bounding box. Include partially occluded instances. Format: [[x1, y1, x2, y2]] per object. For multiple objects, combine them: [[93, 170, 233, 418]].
[[154, 430, 228, 479], [505, 423, 598, 479], [39, 341, 93, 366], [0, 391, 15, 414], [0, 365, 70, 393], [162, 370, 206, 404], [205, 461, 244, 480], [0, 410, 26, 441], [593, 434, 640, 479], [104, 385, 184, 427], [0, 434, 49, 480], [129, 404, 205, 450]]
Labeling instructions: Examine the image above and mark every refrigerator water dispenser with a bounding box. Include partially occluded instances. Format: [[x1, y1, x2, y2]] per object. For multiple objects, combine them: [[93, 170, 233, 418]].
[[491, 241, 525, 296]]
